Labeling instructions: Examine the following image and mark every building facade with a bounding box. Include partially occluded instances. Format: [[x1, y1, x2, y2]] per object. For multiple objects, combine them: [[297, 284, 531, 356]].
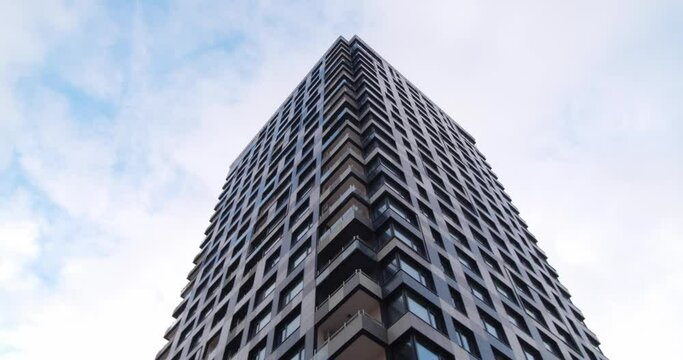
[[156, 36, 606, 360]]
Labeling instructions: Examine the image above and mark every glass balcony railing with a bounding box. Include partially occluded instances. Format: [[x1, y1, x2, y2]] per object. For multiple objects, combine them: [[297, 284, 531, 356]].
[[316, 236, 376, 276], [318, 205, 370, 244], [315, 269, 380, 313], [314, 310, 386, 360], [320, 184, 366, 219]]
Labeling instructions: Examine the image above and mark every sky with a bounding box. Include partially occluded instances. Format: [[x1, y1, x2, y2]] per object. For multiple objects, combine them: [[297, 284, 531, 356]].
[[0, 0, 681, 359]]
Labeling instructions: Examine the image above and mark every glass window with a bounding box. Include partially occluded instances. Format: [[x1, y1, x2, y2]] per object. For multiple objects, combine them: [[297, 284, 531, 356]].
[[493, 277, 517, 304], [281, 341, 305, 360], [541, 334, 561, 355], [399, 258, 431, 289], [518, 338, 542, 360], [457, 251, 480, 275], [407, 296, 440, 330], [415, 342, 441, 360], [280, 276, 304, 308], [391, 334, 449, 360], [484, 320, 500, 338], [255, 276, 276, 304], [265, 248, 280, 271], [504, 304, 529, 333], [453, 319, 481, 358], [467, 276, 492, 305], [292, 217, 312, 243], [276, 310, 301, 346], [250, 306, 272, 337], [439, 254, 455, 279], [379, 222, 425, 255], [288, 242, 311, 272], [249, 341, 267, 360], [478, 309, 508, 344], [449, 287, 467, 314]]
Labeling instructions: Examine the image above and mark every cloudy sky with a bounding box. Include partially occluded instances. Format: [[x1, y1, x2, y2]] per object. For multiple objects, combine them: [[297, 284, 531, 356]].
[[0, 1, 681, 359]]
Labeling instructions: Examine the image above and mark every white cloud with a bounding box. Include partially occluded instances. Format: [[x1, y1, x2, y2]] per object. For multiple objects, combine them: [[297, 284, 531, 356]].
[[0, 208, 40, 292], [0, 1, 680, 359]]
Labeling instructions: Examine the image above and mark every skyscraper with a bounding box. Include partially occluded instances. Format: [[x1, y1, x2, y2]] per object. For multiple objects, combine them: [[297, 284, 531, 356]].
[[156, 36, 605, 360]]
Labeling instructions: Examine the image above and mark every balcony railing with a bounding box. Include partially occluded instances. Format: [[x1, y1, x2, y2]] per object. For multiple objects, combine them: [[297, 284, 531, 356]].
[[320, 185, 366, 219], [315, 269, 379, 311], [321, 148, 364, 181], [313, 310, 386, 360], [323, 128, 361, 160], [320, 165, 365, 199], [318, 206, 369, 245], [317, 237, 376, 276]]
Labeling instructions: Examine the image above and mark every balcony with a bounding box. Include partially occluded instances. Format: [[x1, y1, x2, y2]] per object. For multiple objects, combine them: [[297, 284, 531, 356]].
[[321, 166, 366, 201], [316, 270, 382, 324], [320, 181, 367, 221], [322, 144, 364, 178], [321, 152, 365, 184], [322, 127, 362, 161], [318, 204, 372, 260], [314, 310, 387, 360], [316, 237, 379, 301]]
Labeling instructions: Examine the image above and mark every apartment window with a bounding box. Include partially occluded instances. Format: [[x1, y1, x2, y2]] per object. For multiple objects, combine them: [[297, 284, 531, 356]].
[[491, 347, 513, 360], [289, 202, 308, 224], [481, 250, 501, 273], [373, 195, 418, 226], [556, 325, 578, 350], [248, 339, 268, 360], [386, 289, 444, 332], [237, 275, 254, 301], [407, 294, 443, 330], [383, 253, 434, 290], [503, 304, 529, 333], [264, 248, 280, 272], [211, 302, 227, 328], [391, 333, 451, 360], [522, 299, 546, 326], [478, 309, 508, 345], [288, 241, 311, 273], [541, 333, 562, 356], [511, 274, 531, 297], [493, 277, 518, 305], [280, 275, 304, 308], [230, 304, 247, 331], [291, 216, 312, 244], [519, 338, 542, 360], [457, 251, 480, 276], [255, 275, 276, 305], [378, 221, 425, 255], [449, 225, 470, 249], [467, 276, 492, 305], [369, 174, 409, 199], [296, 179, 313, 202], [275, 308, 301, 346], [449, 287, 467, 314], [452, 319, 481, 358], [439, 254, 455, 279], [419, 202, 436, 222], [431, 228, 445, 249], [223, 334, 241, 360], [249, 305, 272, 338], [280, 340, 305, 360]]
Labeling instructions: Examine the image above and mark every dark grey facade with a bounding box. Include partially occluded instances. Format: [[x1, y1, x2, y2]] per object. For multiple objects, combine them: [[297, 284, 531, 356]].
[[156, 36, 606, 360]]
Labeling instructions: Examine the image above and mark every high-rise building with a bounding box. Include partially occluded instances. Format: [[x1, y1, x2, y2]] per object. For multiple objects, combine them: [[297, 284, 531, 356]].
[[156, 36, 605, 360]]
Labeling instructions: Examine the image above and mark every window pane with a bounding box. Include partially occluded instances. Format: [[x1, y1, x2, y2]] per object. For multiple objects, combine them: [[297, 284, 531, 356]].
[[415, 342, 440, 360]]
